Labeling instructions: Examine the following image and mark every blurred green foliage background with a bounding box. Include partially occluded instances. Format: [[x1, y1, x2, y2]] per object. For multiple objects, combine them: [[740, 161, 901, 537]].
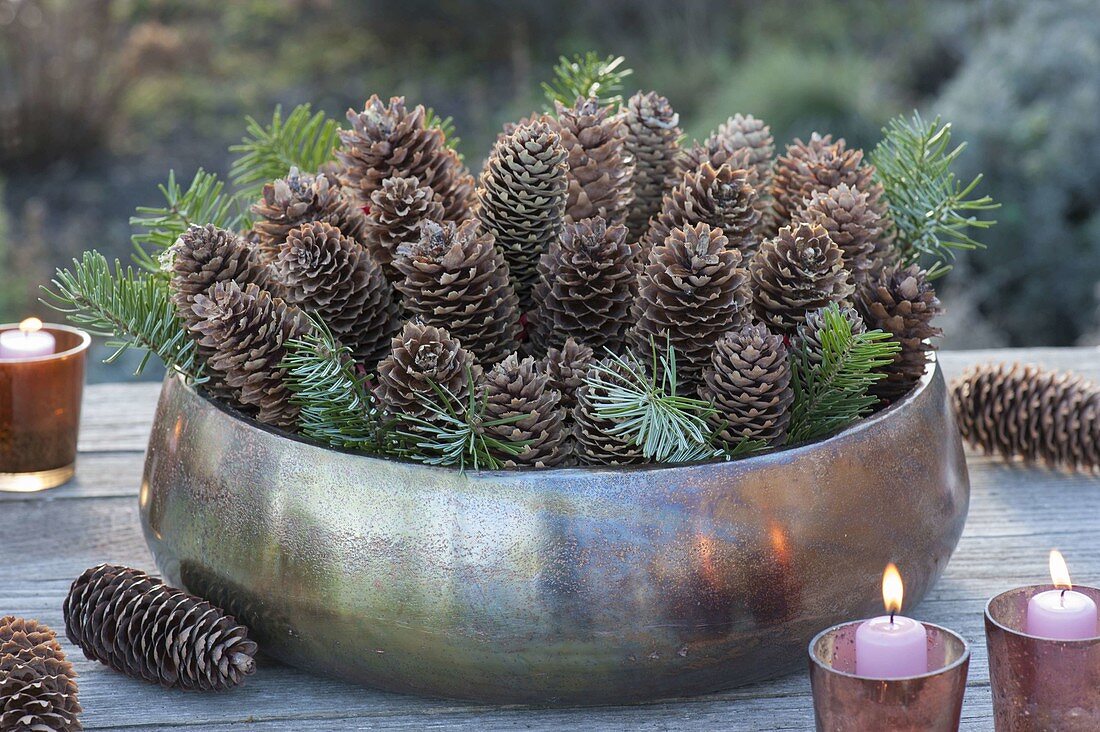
[[0, 0, 1097, 380]]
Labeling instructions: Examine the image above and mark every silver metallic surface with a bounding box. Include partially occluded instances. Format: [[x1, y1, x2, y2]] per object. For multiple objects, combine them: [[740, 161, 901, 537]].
[[140, 357, 969, 704]]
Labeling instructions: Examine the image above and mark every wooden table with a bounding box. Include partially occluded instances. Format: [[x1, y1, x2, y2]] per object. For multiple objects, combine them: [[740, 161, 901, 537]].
[[3, 348, 1098, 731]]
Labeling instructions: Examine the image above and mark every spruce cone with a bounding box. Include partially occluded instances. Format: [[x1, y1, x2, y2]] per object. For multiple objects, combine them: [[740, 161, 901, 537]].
[[394, 220, 521, 366], [271, 221, 399, 367], [480, 353, 567, 467], [190, 281, 311, 429], [952, 363, 1100, 471], [549, 97, 634, 226], [621, 91, 682, 240], [337, 95, 474, 221], [529, 217, 639, 354], [771, 133, 878, 232], [539, 337, 594, 418], [796, 183, 885, 284], [795, 306, 867, 366], [572, 358, 646, 466], [0, 617, 81, 732], [699, 324, 794, 447], [856, 264, 942, 402], [374, 320, 481, 421], [478, 121, 568, 307], [363, 176, 445, 283], [750, 223, 854, 335], [632, 222, 753, 390], [250, 168, 366, 262], [640, 163, 760, 262], [63, 564, 257, 691]]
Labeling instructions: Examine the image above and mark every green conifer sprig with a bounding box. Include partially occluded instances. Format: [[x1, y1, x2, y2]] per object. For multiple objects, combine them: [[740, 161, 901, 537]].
[[787, 304, 900, 444], [41, 251, 206, 380], [542, 52, 632, 108], [130, 169, 243, 275], [871, 112, 999, 278], [229, 104, 342, 202], [424, 107, 462, 155]]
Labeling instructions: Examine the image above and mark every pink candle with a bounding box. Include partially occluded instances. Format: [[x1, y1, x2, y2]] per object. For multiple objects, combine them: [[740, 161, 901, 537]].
[[1026, 551, 1098, 640], [0, 318, 56, 359], [855, 564, 929, 678]]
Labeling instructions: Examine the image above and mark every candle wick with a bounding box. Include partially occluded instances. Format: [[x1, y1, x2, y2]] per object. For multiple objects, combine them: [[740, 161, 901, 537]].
[[1061, 588, 1067, 606], [889, 610, 895, 624]]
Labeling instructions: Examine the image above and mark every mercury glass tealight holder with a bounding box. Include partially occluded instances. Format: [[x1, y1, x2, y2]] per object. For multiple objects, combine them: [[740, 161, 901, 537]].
[[985, 585, 1100, 732], [0, 323, 91, 491], [809, 620, 971, 732]]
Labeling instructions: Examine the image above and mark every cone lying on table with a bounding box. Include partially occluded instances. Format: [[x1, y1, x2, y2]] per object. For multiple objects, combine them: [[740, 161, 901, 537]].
[[250, 168, 366, 263], [951, 363, 1100, 471], [750, 222, 854, 335], [856, 264, 942, 402], [572, 358, 646, 466], [539, 337, 593, 419], [373, 320, 481, 421], [63, 565, 256, 691], [480, 353, 567, 467], [771, 133, 878, 232], [549, 97, 634, 226], [270, 220, 400, 368], [621, 91, 682, 240], [698, 324, 793, 447], [529, 216, 639, 354], [362, 176, 445, 284], [189, 281, 311, 429], [0, 616, 81, 732], [336, 95, 474, 222], [394, 220, 521, 366], [478, 121, 568, 307]]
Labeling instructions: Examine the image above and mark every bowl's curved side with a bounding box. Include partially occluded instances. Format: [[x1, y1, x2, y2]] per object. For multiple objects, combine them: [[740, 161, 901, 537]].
[[140, 359, 969, 705]]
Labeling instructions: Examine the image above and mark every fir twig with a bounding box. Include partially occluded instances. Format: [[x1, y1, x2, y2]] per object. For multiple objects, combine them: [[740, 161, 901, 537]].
[[130, 169, 243, 275], [542, 52, 632, 108], [424, 106, 462, 156], [41, 251, 206, 380], [229, 104, 342, 202], [787, 304, 900, 444], [871, 112, 999, 278]]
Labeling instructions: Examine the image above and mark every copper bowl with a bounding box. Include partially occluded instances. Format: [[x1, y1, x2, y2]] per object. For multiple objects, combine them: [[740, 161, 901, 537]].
[[139, 355, 969, 704]]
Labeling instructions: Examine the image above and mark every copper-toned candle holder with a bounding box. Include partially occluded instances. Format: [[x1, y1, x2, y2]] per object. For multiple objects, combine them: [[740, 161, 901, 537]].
[[985, 585, 1100, 731], [809, 620, 971, 731], [0, 323, 90, 491]]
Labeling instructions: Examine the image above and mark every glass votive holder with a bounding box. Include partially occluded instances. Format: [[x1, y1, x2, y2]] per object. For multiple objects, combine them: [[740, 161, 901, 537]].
[[985, 585, 1100, 731], [0, 323, 91, 491], [809, 620, 971, 731]]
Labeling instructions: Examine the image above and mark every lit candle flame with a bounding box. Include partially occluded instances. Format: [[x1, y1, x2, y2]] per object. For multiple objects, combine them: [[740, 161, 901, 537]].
[[1049, 549, 1073, 590], [19, 317, 43, 335], [882, 563, 904, 615]]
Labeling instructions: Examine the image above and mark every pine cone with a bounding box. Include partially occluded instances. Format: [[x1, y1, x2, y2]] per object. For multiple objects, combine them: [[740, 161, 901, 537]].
[[952, 363, 1100, 471], [549, 97, 635, 226], [63, 564, 257, 691], [478, 121, 568, 308], [794, 306, 867, 366], [169, 224, 267, 397], [699, 324, 793, 447], [771, 133, 878, 232], [363, 176, 445, 284], [856, 264, 942, 401], [632, 222, 753, 390], [337, 95, 474, 221], [0, 617, 81, 732], [189, 281, 311, 429], [795, 183, 886, 284], [374, 320, 481, 421], [250, 168, 366, 262], [529, 217, 639, 354], [480, 353, 567, 467], [539, 337, 594, 417], [640, 163, 760, 262], [572, 358, 646, 466], [270, 221, 400, 368], [621, 91, 682, 240], [750, 223, 854, 335], [394, 220, 520, 366], [677, 113, 774, 184]]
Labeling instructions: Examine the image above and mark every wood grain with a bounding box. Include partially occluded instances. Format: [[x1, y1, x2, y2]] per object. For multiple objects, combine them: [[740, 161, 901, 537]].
[[1, 349, 1097, 730]]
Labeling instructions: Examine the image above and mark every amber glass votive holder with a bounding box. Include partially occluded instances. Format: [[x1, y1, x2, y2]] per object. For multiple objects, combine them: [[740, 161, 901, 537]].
[[0, 323, 91, 491], [985, 585, 1100, 732], [808, 620, 971, 732]]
